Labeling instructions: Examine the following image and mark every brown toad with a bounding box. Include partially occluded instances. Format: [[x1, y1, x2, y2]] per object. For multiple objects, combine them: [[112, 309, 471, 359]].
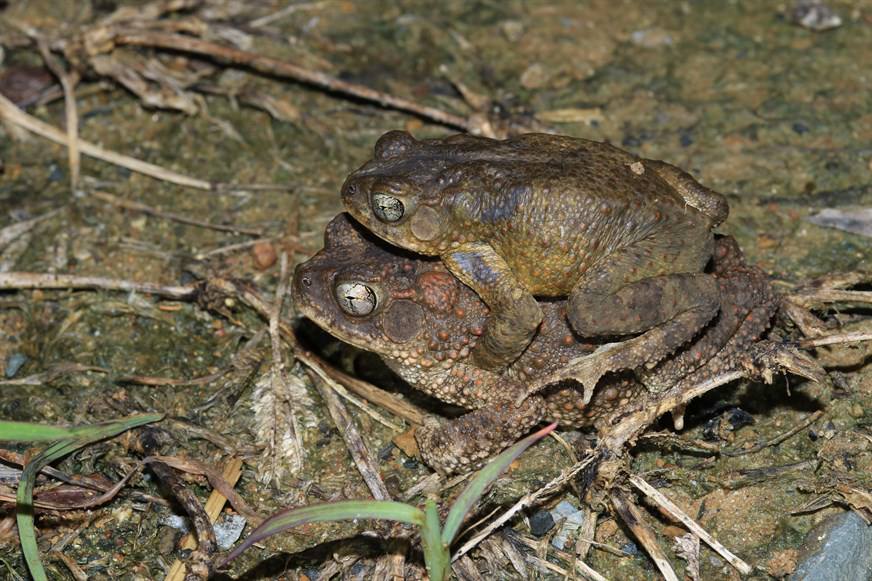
[[341, 131, 729, 402], [293, 214, 774, 473]]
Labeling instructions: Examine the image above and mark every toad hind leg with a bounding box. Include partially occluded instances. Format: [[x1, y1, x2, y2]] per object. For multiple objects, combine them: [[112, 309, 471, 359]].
[[566, 273, 720, 403], [444, 242, 543, 371], [415, 394, 545, 475]]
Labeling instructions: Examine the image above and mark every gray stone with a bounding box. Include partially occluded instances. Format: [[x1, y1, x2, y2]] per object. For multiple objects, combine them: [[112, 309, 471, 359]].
[[5, 353, 27, 378], [790, 511, 872, 581], [549, 501, 585, 550]]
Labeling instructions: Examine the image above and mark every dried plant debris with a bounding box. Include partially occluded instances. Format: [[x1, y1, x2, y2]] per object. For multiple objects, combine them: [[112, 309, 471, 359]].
[[250, 369, 316, 485], [673, 533, 701, 581]]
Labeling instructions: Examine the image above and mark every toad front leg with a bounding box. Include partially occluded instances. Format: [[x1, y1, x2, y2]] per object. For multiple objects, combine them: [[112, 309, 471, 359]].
[[415, 392, 545, 475], [445, 242, 543, 371]]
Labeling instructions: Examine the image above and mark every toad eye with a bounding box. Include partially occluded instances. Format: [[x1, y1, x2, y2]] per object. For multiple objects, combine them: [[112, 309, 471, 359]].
[[371, 192, 405, 222], [335, 282, 377, 316]]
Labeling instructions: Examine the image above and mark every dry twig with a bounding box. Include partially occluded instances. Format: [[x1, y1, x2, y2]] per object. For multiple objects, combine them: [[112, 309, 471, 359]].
[[91, 191, 264, 236], [453, 454, 598, 561], [0, 92, 211, 189], [36, 37, 81, 190], [0, 271, 197, 299], [799, 331, 872, 349], [610, 489, 679, 581], [0, 93, 286, 192], [629, 475, 752, 575], [525, 553, 608, 581], [145, 455, 260, 524], [307, 367, 392, 501], [788, 289, 872, 308], [149, 459, 216, 579], [0, 209, 62, 250], [263, 253, 305, 478], [165, 457, 244, 581], [102, 29, 478, 134]]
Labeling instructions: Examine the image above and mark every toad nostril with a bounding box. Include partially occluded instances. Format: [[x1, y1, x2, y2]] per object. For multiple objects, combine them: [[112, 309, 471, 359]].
[[302, 276, 312, 287]]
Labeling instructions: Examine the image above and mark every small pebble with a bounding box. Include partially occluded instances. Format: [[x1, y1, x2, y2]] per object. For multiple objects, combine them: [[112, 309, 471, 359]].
[[500, 20, 524, 42], [850, 403, 864, 418], [630, 28, 673, 48], [792, 122, 810, 134], [622, 135, 642, 148], [215, 514, 247, 550], [791, 0, 842, 31], [520, 63, 548, 89], [726, 407, 754, 430], [702, 417, 722, 441], [251, 241, 278, 270], [47, 164, 64, 183], [377, 442, 396, 461], [621, 541, 642, 556], [529, 510, 555, 537], [550, 501, 585, 550], [5, 353, 27, 378]]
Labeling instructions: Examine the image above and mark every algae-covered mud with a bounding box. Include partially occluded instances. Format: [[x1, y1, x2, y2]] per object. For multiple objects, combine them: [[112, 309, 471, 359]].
[[0, 1, 870, 579]]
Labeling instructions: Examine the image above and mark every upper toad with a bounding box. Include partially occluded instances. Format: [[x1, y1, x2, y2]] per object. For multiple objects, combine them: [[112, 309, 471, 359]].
[[341, 131, 729, 401]]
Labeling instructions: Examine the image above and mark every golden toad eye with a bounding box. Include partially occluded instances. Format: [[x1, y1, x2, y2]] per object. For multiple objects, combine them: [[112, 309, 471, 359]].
[[334, 282, 377, 316], [371, 192, 405, 222]]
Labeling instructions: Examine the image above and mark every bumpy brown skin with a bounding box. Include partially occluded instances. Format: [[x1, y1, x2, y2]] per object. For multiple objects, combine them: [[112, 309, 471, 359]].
[[294, 215, 773, 474], [639, 236, 780, 393], [341, 131, 729, 398]]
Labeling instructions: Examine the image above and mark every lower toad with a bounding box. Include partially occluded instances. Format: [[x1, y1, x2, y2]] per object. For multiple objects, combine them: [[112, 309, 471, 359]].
[[293, 214, 781, 473]]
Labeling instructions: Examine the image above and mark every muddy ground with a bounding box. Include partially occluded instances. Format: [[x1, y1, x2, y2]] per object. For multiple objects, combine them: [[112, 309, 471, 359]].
[[0, 0, 870, 579]]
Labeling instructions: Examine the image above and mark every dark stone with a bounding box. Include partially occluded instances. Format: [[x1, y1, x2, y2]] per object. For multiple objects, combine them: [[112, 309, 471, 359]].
[[725, 407, 754, 430], [790, 511, 872, 581], [48, 164, 64, 182], [529, 510, 555, 537], [792, 122, 810, 135], [702, 417, 722, 441], [378, 442, 395, 461], [621, 541, 643, 556]]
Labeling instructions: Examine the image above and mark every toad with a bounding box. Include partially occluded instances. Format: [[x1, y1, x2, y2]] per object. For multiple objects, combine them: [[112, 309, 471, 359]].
[[341, 131, 730, 404], [293, 214, 775, 473]]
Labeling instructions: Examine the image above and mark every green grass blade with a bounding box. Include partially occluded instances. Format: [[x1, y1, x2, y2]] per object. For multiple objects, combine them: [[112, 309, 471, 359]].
[[441, 423, 557, 545], [0, 421, 78, 442], [16, 413, 163, 581], [219, 500, 426, 569], [421, 498, 449, 581]]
